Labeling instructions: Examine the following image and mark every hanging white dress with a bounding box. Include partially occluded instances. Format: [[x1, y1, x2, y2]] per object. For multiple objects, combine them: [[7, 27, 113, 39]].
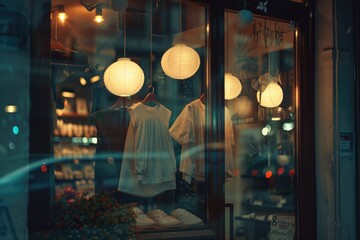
[[169, 99, 235, 184], [118, 102, 176, 197]]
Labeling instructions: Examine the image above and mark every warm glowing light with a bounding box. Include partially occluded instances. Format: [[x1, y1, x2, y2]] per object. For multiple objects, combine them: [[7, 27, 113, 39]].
[[104, 58, 145, 96], [225, 73, 242, 100], [61, 91, 75, 98], [58, 12, 67, 24], [90, 75, 100, 83], [5, 105, 17, 113], [271, 117, 281, 121], [161, 44, 200, 80], [80, 77, 87, 86], [265, 170, 273, 179], [289, 169, 295, 176], [94, 7, 104, 23], [94, 15, 104, 23], [257, 80, 283, 108], [277, 167, 285, 175]]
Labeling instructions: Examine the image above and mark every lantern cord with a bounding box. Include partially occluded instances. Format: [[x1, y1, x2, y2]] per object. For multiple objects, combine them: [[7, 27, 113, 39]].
[[226, 11, 229, 72], [179, 1, 182, 43], [123, 10, 126, 57], [148, 0, 159, 92]]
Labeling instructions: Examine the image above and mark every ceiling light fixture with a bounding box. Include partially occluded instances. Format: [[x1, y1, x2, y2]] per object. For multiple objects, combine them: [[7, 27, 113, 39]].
[[94, 7, 104, 23], [57, 5, 67, 24]]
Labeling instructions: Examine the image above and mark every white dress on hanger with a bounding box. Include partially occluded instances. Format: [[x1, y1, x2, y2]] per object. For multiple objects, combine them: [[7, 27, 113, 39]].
[[169, 99, 235, 184], [118, 102, 176, 197]]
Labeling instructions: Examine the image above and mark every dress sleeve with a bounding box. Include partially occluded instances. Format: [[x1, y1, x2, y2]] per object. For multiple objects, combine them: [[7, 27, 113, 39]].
[[169, 105, 195, 145]]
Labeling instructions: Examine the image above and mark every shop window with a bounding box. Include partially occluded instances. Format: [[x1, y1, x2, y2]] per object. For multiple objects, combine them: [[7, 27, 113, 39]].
[[49, 0, 210, 238]]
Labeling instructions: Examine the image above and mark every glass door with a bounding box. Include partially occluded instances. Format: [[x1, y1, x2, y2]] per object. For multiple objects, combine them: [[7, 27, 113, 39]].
[[223, 11, 297, 240]]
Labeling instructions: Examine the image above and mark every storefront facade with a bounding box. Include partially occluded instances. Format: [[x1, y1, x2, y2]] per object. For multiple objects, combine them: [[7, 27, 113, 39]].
[[1, 0, 358, 239]]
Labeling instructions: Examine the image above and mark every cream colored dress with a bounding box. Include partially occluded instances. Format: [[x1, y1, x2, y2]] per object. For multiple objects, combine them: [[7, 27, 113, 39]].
[[118, 102, 176, 197], [170, 99, 235, 184]]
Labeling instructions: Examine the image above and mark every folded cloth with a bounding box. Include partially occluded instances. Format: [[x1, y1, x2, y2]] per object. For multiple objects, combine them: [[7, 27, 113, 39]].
[[170, 208, 203, 225]]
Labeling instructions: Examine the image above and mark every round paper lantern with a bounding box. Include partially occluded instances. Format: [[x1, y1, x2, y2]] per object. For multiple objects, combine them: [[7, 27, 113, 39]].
[[161, 44, 200, 80], [104, 58, 144, 97], [256, 80, 283, 108], [225, 73, 242, 100]]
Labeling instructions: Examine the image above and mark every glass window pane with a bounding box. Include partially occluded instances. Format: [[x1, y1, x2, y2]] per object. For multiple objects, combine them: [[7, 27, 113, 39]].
[[224, 11, 296, 240], [50, 0, 207, 237]]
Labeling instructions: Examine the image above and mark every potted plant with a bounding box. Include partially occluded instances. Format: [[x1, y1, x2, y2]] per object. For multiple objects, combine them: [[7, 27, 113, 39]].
[[34, 191, 136, 240]]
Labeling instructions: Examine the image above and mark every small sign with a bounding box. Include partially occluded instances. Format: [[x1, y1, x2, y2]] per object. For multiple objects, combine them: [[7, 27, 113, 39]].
[[269, 214, 295, 240], [340, 132, 353, 157]]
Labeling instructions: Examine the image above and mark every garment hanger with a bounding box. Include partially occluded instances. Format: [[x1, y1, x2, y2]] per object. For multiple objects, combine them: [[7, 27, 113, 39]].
[[141, 87, 159, 105], [90, 97, 128, 117], [109, 97, 128, 110], [141, 4, 160, 107], [199, 93, 206, 104]]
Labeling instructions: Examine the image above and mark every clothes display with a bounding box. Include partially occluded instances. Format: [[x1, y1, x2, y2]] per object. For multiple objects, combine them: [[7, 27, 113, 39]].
[[118, 102, 177, 197], [169, 99, 235, 184]]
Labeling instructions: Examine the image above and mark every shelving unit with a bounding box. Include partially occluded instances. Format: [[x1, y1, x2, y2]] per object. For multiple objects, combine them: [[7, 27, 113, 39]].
[[53, 113, 97, 200]]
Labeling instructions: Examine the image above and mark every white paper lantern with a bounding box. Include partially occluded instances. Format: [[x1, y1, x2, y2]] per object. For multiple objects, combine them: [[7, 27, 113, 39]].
[[256, 80, 283, 108], [225, 73, 242, 100], [161, 44, 200, 80], [104, 58, 144, 97]]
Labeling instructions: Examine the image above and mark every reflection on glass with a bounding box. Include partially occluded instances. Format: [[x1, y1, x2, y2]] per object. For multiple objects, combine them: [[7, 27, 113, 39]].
[[224, 11, 296, 240], [50, 0, 207, 237]]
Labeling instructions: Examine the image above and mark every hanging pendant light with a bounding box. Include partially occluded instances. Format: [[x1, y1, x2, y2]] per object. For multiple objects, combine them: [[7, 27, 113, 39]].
[[161, 2, 200, 80], [225, 73, 242, 100], [237, 0, 254, 27], [94, 7, 104, 24], [103, 10, 144, 96], [256, 79, 283, 108], [161, 44, 200, 80], [104, 58, 144, 97], [224, 12, 242, 100]]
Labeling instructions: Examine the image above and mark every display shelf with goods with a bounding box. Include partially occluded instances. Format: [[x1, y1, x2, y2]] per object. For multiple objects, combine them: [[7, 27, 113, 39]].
[[53, 113, 97, 200]]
